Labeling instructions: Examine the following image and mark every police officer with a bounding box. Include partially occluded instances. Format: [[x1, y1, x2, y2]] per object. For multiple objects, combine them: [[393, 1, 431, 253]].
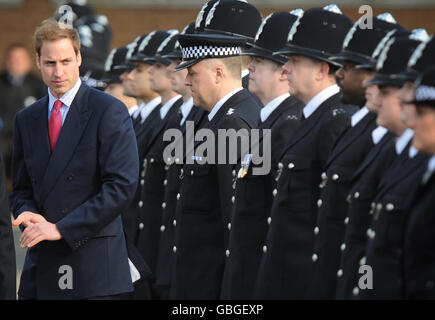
[[254, 5, 355, 299], [220, 10, 304, 300], [170, 30, 260, 299], [305, 13, 403, 299]]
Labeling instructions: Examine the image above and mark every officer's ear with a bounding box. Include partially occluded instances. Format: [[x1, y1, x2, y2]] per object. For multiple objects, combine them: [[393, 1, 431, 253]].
[[76, 51, 82, 67], [315, 61, 331, 81], [35, 54, 41, 69], [214, 63, 225, 84]]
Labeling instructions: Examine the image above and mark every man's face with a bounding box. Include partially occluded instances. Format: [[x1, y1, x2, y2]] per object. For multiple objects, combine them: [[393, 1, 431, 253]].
[[377, 85, 404, 133], [6, 47, 32, 77], [126, 62, 154, 99], [36, 38, 81, 98], [335, 62, 369, 106], [120, 69, 136, 97], [185, 60, 217, 110], [412, 106, 435, 154], [282, 55, 318, 102], [148, 61, 172, 94], [398, 81, 416, 105], [104, 82, 126, 101], [168, 59, 189, 96], [363, 75, 381, 113], [248, 57, 281, 97]]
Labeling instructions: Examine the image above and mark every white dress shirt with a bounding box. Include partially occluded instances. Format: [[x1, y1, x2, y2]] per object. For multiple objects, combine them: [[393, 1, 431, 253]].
[[160, 95, 182, 120], [303, 84, 340, 119], [48, 78, 82, 125], [351, 106, 370, 127], [180, 97, 194, 126], [260, 93, 290, 123], [140, 97, 162, 124], [208, 87, 243, 121]]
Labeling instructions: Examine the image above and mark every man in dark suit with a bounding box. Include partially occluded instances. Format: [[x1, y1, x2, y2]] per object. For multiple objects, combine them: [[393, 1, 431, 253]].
[[0, 153, 16, 299], [402, 68, 435, 299], [220, 11, 304, 300], [170, 30, 261, 299], [254, 6, 356, 299], [306, 14, 402, 299], [10, 19, 139, 300]]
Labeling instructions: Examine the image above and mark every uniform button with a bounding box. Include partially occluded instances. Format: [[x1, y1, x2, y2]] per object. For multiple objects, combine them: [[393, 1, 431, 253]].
[[346, 194, 352, 203], [273, 189, 277, 197], [140, 179, 144, 186], [67, 175, 74, 181], [371, 202, 376, 209], [386, 203, 394, 211], [321, 172, 327, 180], [231, 196, 235, 203], [312, 253, 318, 262], [141, 170, 145, 177], [314, 227, 319, 235], [344, 217, 349, 225], [177, 193, 180, 200], [173, 246, 177, 253], [162, 202, 166, 209], [191, 170, 194, 176], [354, 192, 360, 199], [317, 199, 323, 207], [360, 256, 367, 266], [340, 243, 346, 251], [226, 250, 230, 257], [160, 225, 166, 232], [376, 203, 383, 211], [263, 245, 268, 253], [332, 174, 339, 181], [366, 228, 376, 239], [175, 158, 180, 164], [167, 157, 172, 163], [288, 162, 295, 169], [150, 158, 155, 163], [139, 223, 144, 230], [337, 269, 343, 278], [278, 162, 283, 169], [173, 219, 176, 227], [138, 201, 143, 208], [352, 287, 360, 296], [163, 179, 167, 186], [228, 223, 231, 230], [267, 217, 272, 225], [232, 170, 236, 177]]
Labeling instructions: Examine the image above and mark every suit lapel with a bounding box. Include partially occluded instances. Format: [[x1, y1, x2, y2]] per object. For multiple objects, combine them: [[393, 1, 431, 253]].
[[327, 112, 376, 166], [39, 84, 92, 203]]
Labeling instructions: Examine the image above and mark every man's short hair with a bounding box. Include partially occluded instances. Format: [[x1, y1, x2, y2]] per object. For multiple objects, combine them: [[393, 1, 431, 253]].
[[218, 56, 242, 79], [33, 19, 81, 57]]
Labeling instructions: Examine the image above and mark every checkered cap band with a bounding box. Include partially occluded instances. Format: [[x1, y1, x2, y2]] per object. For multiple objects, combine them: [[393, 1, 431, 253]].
[[181, 45, 242, 59], [415, 85, 435, 101]]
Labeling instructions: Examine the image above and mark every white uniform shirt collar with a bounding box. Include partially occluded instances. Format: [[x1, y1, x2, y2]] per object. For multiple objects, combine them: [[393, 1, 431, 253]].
[[140, 97, 162, 123], [409, 146, 419, 159], [208, 87, 243, 121], [48, 78, 81, 110], [395, 128, 414, 155], [303, 84, 340, 119], [128, 104, 139, 116], [241, 69, 249, 78], [132, 102, 145, 119], [160, 95, 182, 120], [180, 97, 194, 126], [371, 126, 388, 145], [261, 93, 290, 123], [428, 155, 435, 173], [351, 106, 370, 127]]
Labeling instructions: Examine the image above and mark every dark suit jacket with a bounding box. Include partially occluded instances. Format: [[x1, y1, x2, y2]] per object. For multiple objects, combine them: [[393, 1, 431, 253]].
[[335, 132, 396, 299], [255, 93, 357, 299], [170, 89, 261, 299], [0, 153, 16, 299], [9, 83, 139, 299], [361, 147, 429, 299], [402, 165, 435, 299], [306, 111, 377, 299], [221, 95, 304, 299]]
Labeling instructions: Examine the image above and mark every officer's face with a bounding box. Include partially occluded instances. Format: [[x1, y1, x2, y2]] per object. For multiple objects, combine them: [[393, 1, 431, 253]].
[[363, 75, 381, 113], [283, 55, 318, 103], [6, 47, 32, 77], [412, 106, 435, 154], [126, 62, 154, 99], [398, 81, 415, 106], [377, 86, 406, 134], [248, 57, 285, 102], [335, 62, 370, 106], [168, 59, 189, 96], [185, 60, 218, 111], [120, 69, 136, 98], [148, 61, 173, 94], [36, 38, 81, 98], [105, 82, 126, 102]]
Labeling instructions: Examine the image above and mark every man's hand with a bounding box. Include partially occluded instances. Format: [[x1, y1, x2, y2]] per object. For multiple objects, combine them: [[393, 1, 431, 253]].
[[19, 221, 62, 248], [12, 211, 47, 228]]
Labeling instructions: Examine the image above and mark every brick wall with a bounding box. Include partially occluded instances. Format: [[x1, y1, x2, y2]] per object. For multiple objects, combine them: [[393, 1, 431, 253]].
[[1, 0, 434, 71]]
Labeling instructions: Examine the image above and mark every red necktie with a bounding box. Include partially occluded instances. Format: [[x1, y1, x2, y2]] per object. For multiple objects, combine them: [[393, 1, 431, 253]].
[[49, 99, 62, 152]]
